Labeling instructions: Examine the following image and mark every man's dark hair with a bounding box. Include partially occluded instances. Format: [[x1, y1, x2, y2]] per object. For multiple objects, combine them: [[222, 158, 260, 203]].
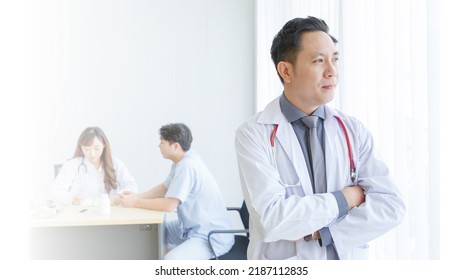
[[159, 123, 193, 151], [270, 16, 338, 83]]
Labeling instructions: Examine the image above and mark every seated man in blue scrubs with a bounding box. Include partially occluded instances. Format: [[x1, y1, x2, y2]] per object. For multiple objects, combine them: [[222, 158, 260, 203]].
[[120, 123, 234, 259]]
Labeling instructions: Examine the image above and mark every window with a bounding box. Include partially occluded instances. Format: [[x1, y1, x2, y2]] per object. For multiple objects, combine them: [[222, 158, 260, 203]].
[[256, 0, 440, 259]]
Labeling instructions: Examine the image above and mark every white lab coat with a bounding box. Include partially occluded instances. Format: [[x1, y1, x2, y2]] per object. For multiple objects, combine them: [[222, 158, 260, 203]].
[[235, 97, 405, 260], [53, 156, 138, 205]]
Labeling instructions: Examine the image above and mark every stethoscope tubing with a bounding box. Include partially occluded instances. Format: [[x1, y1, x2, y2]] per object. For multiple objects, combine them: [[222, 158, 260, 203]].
[[78, 157, 87, 174], [270, 115, 357, 183]]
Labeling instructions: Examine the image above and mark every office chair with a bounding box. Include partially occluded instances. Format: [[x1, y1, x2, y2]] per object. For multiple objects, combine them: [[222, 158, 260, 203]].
[[208, 201, 249, 260]]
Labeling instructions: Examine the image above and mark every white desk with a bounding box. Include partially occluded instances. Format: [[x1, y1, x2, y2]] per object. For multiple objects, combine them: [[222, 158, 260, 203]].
[[29, 205, 165, 260]]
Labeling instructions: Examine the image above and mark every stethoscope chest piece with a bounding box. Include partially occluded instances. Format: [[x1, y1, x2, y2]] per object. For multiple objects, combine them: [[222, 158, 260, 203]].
[[350, 168, 357, 183]]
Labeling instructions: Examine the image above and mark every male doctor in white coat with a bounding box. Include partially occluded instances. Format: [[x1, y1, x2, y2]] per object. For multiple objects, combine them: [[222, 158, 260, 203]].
[[235, 16, 405, 260]]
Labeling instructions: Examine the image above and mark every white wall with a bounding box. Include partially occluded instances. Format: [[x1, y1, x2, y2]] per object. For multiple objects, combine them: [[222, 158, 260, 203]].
[[26, 0, 255, 207]]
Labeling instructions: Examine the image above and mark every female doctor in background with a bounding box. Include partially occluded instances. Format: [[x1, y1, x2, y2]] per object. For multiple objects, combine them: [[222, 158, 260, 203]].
[[53, 127, 137, 206]]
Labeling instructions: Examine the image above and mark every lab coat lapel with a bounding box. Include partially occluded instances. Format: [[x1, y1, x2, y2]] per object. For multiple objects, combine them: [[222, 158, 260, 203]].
[[324, 107, 346, 192], [259, 97, 313, 195], [275, 121, 313, 195]]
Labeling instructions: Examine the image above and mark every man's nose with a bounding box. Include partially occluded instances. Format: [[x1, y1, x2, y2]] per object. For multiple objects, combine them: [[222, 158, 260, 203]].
[[324, 62, 337, 78]]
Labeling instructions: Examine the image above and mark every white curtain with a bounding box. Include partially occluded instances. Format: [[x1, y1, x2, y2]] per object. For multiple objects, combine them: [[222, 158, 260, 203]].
[[256, 0, 439, 259]]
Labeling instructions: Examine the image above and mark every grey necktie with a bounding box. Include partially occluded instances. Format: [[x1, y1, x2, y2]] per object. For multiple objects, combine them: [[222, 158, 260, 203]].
[[302, 115, 338, 259], [301, 115, 326, 194]]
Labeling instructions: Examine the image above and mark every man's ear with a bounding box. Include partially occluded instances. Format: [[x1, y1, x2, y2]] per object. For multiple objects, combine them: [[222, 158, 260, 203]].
[[277, 61, 293, 84]]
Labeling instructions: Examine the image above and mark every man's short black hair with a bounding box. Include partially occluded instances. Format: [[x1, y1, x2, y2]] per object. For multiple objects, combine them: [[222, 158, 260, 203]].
[[270, 16, 337, 83], [159, 123, 193, 151]]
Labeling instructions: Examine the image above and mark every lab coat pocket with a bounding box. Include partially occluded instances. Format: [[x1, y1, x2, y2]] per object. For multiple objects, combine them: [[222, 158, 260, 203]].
[[338, 243, 370, 260], [282, 182, 304, 198], [278, 170, 304, 197], [262, 240, 298, 260], [350, 244, 369, 260]]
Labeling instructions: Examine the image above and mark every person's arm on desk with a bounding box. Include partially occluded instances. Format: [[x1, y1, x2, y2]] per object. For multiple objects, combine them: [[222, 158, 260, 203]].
[[138, 184, 169, 199], [120, 184, 180, 212], [112, 182, 166, 205]]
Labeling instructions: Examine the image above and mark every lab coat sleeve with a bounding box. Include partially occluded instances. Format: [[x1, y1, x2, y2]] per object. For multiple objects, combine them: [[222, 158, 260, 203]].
[[329, 120, 406, 257], [318, 190, 349, 246], [52, 160, 76, 205], [235, 121, 339, 242], [113, 157, 138, 194]]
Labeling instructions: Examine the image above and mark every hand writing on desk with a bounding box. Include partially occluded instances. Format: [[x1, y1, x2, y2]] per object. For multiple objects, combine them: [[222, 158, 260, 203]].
[[72, 195, 82, 206]]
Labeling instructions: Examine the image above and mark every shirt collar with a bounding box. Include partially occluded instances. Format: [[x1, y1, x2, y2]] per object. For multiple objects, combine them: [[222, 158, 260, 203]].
[[280, 93, 326, 122], [82, 157, 103, 172]]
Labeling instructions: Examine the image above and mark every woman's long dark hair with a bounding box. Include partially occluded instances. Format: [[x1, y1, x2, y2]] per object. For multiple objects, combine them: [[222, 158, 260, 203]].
[[73, 127, 117, 193]]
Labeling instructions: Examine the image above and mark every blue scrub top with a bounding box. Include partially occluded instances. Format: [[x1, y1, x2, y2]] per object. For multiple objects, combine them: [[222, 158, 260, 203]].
[[164, 150, 235, 247]]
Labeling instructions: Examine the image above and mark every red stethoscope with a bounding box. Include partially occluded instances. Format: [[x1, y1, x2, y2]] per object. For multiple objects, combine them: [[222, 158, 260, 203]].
[[270, 115, 357, 183]]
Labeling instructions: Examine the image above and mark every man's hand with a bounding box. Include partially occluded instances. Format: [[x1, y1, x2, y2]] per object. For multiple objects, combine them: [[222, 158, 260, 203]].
[[340, 185, 365, 209], [120, 193, 139, 208], [312, 230, 321, 240], [111, 191, 135, 205]]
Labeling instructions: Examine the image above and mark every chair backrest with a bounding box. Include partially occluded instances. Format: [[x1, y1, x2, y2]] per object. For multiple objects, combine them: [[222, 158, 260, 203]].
[[239, 201, 249, 231], [208, 200, 250, 260]]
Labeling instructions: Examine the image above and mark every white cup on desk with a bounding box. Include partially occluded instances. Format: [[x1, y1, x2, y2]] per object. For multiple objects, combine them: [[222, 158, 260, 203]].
[[98, 193, 111, 215]]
